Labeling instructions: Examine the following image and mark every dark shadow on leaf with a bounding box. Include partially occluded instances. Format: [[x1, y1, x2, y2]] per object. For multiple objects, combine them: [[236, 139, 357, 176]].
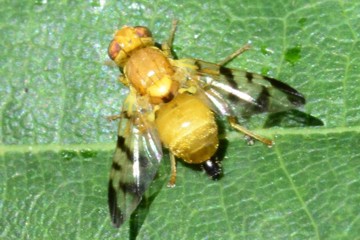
[[129, 158, 168, 240], [177, 116, 228, 180], [180, 115, 229, 181], [263, 109, 324, 128], [129, 194, 155, 240], [201, 117, 229, 180], [179, 138, 228, 181], [129, 208, 143, 240]]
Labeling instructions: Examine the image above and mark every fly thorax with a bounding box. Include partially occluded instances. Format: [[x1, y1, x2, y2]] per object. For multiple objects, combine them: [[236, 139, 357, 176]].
[[124, 47, 179, 104]]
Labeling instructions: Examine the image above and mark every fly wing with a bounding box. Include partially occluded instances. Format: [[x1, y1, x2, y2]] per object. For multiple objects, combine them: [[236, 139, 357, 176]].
[[108, 106, 162, 228], [176, 59, 305, 116]]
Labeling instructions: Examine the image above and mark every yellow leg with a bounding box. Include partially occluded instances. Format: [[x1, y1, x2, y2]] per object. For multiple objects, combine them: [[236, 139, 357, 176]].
[[167, 153, 177, 188], [106, 111, 130, 122], [162, 19, 178, 57], [106, 114, 122, 121], [217, 44, 251, 66], [227, 116, 273, 146]]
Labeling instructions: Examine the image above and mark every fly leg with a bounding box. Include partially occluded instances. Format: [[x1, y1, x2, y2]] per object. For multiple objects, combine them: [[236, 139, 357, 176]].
[[162, 20, 178, 58], [217, 44, 251, 66], [167, 153, 177, 187], [106, 114, 123, 121], [227, 116, 273, 146], [219, 45, 273, 146]]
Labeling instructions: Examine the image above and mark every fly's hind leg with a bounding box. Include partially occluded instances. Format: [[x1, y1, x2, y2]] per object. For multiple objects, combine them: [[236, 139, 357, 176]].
[[217, 44, 251, 66], [167, 153, 177, 187], [219, 43, 272, 145], [227, 116, 273, 146], [162, 20, 178, 58]]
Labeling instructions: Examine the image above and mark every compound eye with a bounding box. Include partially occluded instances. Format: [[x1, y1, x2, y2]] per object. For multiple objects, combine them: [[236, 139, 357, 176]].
[[108, 39, 121, 61], [134, 26, 152, 38], [108, 26, 155, 67]]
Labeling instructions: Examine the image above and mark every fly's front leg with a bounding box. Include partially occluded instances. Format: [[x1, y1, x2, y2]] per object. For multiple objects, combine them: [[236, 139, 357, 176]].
[[217, 44, 251, 66], [106, 111, 130, 122], [107, 114, 122, 121], [227, 116, 273, 146], [162, 20, 178, 58]]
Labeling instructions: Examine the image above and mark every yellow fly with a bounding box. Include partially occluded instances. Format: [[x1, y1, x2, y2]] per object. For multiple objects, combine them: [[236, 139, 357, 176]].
[[107, 21, 305, 227]]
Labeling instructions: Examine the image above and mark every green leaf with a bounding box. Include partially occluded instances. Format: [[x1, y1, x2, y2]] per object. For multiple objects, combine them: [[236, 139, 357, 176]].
[[1, 0, 359, 239]]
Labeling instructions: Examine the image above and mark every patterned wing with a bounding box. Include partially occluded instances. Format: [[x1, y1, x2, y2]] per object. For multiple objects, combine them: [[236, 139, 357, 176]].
[[175, 59, 305, 116], [108, 105, 162, 228]]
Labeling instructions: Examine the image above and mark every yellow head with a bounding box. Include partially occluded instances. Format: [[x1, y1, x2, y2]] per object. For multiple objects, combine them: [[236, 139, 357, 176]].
[[108, 26, 155, 67]]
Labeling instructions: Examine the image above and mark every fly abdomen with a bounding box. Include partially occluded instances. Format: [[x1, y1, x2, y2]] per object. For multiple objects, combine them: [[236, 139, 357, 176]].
[[155, 93, 219, 164]]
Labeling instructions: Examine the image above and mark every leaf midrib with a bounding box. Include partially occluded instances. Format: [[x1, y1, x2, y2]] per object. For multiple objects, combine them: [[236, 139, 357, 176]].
[[0, 126, 356, 154]]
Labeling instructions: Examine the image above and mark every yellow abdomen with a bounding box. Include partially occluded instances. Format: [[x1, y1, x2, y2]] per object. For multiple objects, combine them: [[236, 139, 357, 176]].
[[155, 93, 218, 164]]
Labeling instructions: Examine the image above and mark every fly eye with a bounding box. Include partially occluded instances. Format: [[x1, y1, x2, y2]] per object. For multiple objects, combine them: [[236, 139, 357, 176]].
[[108, 39, 121, 60], [134, 26, 152, 38]]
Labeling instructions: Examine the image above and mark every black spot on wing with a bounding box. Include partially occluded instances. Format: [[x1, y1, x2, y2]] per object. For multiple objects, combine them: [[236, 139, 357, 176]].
[[219, 66, 238, 88], [119, 181, 145, 197], [245, 71, 253, 82], [253, 86, 271, 112], [219, 66, 241, 103], [117, 136, 133, 163], [112, 162, 122, 171], [263, 76, 306, 106], [194, 60, 202, 71], [111, 162, 122, 171], [108, 179, 125, 228], [117, 135, 126, 149], [117, 134, 153, 166]]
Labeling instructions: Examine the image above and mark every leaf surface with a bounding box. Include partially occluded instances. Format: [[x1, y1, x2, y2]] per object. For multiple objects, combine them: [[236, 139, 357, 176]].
[[1, 1, 359, 239]]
